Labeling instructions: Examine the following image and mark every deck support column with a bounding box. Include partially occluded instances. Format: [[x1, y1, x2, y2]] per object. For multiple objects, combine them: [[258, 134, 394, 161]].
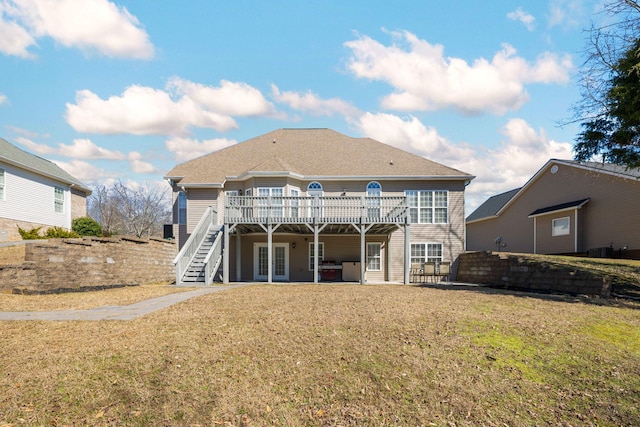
[[235, 231, 242, 282], [223, 224, 230, 284], [314, 224, 319, 284], [360, 224, 366, 284], [267, 223, 273, 284], [404, 222, 411, 284]]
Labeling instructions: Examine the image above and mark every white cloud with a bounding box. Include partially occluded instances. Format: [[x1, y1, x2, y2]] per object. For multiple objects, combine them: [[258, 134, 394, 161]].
[[464, 118, 573, 211], [165, 136, 237, 162], [13, 136, 56, 154], [127, 151, 157, 174], [65, 78, 278, 136], [0, 93, 7, 104], [15, 136, 125, 159], [53, 158, 107, 182], [353, 112, 573, 213], [354, 112, 474, 164], [507, 7, 536, 31], [168, 78, 277, 117], [344, 30, 573, 115], [548, 0, 584, 29], [0, 0, 153, 59], [271, 84, 361, 118], [58, 138, 125, 160]]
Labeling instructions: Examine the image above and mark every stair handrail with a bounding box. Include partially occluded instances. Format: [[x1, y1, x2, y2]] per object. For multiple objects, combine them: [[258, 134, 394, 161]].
[[202, 228, 224, 285], [173, 206, 217, 284]]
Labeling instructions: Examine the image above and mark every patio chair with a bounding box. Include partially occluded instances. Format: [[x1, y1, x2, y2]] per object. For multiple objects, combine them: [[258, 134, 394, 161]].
[[437, 261, 451, 283], [411, 262, 423, 283], [422, 262, 436, 283]]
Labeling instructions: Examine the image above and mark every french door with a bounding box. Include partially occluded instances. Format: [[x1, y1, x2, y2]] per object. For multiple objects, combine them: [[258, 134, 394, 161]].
[[254, 243, 289, 281]]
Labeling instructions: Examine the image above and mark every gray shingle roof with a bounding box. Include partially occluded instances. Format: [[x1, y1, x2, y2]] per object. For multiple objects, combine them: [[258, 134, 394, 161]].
[[165, 128, 474, 185], [466, 188, 520, 222], [0, 138, 91, 193], [529, 198, 590, 217]]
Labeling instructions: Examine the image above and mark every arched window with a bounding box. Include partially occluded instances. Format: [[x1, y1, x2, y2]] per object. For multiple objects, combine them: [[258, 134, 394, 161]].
[[366, 181, 381, 196], [177, 191, 187, 225], [307, 181, 323, 194], [307, 182, 323, 217], [366, 181, 381, 219]]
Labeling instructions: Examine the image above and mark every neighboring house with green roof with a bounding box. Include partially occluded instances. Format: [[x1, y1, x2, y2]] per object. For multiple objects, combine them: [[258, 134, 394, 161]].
[[165, 128, 474, 284], [0, 137, 91, 242], [466, 159, 640, 257]]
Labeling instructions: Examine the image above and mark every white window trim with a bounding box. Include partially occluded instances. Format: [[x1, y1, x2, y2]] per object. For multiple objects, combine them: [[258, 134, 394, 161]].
[[405, 190, 449, 224], [309, 241, 324, 271], [177, 191, 187, 225], [367, 242, 382, 271], [410, 242, 443, 264], [0, 168, 5, 201], [54, 186, 64, 214], [552, 216, 570, 237]]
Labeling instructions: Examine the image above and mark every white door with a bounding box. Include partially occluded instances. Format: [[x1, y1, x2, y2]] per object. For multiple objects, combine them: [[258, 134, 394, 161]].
[[254, 243, 289, 281]]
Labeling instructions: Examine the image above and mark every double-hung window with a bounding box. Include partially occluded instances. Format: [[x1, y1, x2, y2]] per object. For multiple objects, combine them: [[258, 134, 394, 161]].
[[54, 186, 64, 213], [177, 191, 187, 225], [410, 243, 443, 264], [405, 190, 448, 224], [367, 242, 382, 271], [257, 187, 284, 218], [0, 168, 4, 201]]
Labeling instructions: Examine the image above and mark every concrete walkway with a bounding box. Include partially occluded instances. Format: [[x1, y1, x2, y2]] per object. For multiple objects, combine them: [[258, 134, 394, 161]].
[[0, 285, 248, 321]]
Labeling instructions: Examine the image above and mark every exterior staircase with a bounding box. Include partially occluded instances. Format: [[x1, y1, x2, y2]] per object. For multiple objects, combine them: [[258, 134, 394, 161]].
[[173, 207, 224, 285]]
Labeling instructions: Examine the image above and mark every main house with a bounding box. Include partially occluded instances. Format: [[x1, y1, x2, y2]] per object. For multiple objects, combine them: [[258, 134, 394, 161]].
[[466, 159, 640, 257], [0, 137, 91, 242], [165, 128, 474, 284]]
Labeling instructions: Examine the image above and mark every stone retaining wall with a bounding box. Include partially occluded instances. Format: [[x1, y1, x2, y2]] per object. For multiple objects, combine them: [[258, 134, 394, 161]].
[[456, 251, 611, 297], [0, 236, 176, 294]]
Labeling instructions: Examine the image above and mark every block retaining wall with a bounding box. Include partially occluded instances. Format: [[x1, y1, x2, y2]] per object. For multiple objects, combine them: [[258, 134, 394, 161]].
[[456, 251, 611, 298], [0, 236, 176, 294]]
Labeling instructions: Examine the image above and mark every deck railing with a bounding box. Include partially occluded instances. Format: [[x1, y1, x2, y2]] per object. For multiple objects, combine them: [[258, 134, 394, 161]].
[[225, 196, 408, 224], [173, 206, 218, 284]]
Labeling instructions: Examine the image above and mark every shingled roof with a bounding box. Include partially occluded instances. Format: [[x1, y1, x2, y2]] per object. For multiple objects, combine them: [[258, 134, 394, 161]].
[[0, 138, 91, 193], [165, 128, 473, 186], [466, 188, 520, 223]]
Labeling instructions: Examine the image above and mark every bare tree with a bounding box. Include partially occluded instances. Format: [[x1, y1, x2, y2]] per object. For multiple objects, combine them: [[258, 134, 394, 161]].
[[88, 180, 171, 238], [571, 0, 640, 124]]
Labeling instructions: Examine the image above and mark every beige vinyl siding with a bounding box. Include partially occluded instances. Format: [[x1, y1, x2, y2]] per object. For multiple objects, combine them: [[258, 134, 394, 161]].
[[535, 211, 582, 254], [467, 162, 640, 254], [186, 188, 219, 233]]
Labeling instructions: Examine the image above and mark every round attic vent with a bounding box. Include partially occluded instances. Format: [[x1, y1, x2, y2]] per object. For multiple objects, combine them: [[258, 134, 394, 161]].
[[550, 165, 559, 174]]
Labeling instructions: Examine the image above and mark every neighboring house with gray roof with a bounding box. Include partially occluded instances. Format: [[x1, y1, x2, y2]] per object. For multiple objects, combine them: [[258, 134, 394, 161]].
[[0, 137, 91, 242], [466, 159, 640, 257], [165, 128, 474, 284]]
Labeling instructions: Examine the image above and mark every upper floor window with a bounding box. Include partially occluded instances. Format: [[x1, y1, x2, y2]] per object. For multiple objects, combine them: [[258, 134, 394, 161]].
[[307, 181, 323, 195], [54, 186, 64, 213], [405, 190, 448, 224], [0, 168, 4, 201], [367, 181, 382, 218], [366, 181, 381, 196], [177, 191, 187, 225]]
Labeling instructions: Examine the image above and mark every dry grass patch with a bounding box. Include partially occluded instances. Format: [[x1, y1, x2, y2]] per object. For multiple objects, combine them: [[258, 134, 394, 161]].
[[0, 283, 193, 312], [1, 285, 639, 426]]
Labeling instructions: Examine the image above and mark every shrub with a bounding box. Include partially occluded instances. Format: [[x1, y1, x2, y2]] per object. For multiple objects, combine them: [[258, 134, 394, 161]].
[[45, 227, 80, 238], [72, 216, 103, 237], [17, 226, 45, 240]]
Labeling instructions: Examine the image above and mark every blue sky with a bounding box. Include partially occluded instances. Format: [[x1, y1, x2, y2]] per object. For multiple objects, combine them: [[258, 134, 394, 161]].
[[0, 0, 604, 211]]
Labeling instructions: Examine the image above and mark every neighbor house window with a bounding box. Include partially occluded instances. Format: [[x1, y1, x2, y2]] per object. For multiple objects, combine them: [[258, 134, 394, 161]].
[[367, 242, 382, 271], [0, 168, 4, 201], [405, 190, 448, 224], [410, 243, 443, 264], [309, 241, 324, 270], [177, 191, 187, 225], [54, 186, 64, 213], [552, 217, 570, 236]]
